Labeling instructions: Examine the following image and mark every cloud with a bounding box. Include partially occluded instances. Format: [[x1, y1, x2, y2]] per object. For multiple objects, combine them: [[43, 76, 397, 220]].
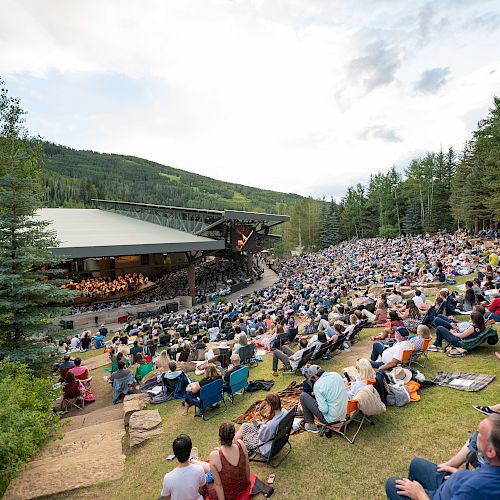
[[418, 2, 435, 43], [348, 41, 402, 93], [414, 67, 450, 93], [357, 125, 403, 143], [466, 13, 500, 31]]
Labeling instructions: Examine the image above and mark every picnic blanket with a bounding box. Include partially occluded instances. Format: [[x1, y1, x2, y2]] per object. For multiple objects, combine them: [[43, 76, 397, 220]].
[[233, 381, 302, 424], [431, 371, 496, 392]]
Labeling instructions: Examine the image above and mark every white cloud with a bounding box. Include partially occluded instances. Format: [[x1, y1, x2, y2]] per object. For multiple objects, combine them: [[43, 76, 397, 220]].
[[1, 0, 499, 199]]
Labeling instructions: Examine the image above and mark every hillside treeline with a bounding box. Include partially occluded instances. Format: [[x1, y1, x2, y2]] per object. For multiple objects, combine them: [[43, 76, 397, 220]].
[[42, 97, 500, 255]]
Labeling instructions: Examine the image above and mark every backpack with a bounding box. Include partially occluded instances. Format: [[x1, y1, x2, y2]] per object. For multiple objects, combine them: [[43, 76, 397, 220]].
[[386, 383, 410, 407]]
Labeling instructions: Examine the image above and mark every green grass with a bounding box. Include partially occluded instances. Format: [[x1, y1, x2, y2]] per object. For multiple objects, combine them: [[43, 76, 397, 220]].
[[50, 325, 500, 500]]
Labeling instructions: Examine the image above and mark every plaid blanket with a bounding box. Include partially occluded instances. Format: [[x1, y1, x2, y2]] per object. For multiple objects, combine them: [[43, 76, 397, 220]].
[[432, 371, 496, 392], [233, 381, 303, 424]]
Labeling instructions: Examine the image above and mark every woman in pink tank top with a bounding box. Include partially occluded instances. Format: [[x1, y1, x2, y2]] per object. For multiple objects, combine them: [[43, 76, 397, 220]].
[[209, 422, 251, 500]]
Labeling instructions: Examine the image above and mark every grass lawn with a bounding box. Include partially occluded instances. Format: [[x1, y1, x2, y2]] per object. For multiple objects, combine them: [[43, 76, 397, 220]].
[[51, 322, 500, 500]]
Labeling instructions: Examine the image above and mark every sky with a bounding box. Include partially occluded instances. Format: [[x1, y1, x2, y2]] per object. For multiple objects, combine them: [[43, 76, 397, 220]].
[[1, 0, 500, 199]]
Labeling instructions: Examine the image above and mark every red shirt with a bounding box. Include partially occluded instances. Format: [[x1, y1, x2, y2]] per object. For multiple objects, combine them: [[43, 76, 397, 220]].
[[488, 297, 500, 315], [69, 365, 89, 381]]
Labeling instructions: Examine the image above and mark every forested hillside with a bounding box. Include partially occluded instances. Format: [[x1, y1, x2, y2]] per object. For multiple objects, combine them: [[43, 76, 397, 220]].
[[41, 96, 500, 256], [42, 145, 303, 214]]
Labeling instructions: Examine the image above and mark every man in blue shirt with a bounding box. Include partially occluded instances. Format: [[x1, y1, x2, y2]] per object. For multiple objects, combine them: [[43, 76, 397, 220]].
[[386, 415, 500, 499]]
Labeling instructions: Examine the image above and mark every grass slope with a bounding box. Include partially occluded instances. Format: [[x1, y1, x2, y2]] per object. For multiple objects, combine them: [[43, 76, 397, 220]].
[[47, 326, 499, 500]]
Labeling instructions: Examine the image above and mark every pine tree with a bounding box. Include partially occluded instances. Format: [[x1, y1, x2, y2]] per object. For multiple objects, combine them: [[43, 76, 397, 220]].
[[402, 202, 422, 234], [320, 199, 341, 247], [0, 79, 74, 372]]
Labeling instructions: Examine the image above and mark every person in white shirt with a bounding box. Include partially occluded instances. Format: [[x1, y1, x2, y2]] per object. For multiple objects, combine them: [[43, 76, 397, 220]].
[[413, 289, 426, 309], [70, 334, 80, 352], [369, 327, 413, 370], [160, 434, 205, 500]]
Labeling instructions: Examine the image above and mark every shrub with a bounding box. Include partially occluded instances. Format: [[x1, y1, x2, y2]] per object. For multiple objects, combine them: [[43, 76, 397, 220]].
[[0, 360, 60, 496]]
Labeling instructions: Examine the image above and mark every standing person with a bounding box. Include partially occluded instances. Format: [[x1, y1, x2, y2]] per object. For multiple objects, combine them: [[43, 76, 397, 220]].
[[160, 434, 205, 500]]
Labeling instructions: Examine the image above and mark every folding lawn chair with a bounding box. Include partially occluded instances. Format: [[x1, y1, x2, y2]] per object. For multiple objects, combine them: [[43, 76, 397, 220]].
[[408, 336, 433, 368], [294, 347, 315, 374], [192, 378, 227, 421], [249, 406, 297, 467], [317, 400, 373, 444], [62, 381, 87, 412], [239, 343, 256, 365], [224, 365, 249, 403]]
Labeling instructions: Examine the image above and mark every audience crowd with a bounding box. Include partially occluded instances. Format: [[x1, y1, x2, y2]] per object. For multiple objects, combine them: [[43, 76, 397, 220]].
[[57, 231, 500, 499]]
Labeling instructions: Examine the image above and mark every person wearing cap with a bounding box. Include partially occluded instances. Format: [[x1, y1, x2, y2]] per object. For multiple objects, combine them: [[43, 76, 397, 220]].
[[299, 366, 348, 433], [385, 414, 500, 499], [370, 327, 413, 370]]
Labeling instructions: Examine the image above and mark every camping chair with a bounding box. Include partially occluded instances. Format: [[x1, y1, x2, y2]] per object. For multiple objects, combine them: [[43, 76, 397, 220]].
[[317, 400, 373, 444], [239, 343, 256, 365], [217, 349, 231, 369], [458, 326, 499, 351], [408, 337, 433, 368], [294, 347, 315, 374], [224, 366, 249, 403], [401, 347, 414, 366], [344, 322, 364, 343], [249, 406, 297, 467], [311, 341, 332, 361], [192, 378, 227, 420], [271, 333, 289, 350], [62, 381, 87, 412]]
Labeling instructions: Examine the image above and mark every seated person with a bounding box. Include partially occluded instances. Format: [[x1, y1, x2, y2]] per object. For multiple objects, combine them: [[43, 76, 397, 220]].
[[61, 372, 83, 410], [190, 422, 251, 500], [370, 327, 413, 370], [112, 351, 130, 372], [80, 331, 92, 351], [69, 357, 90, 381], [129, 340, 143, 363], [177, 341, 191, 362], [307, 331, 328, 358], [233, 332, 249, 355], [58, 355, 75, 381], [182, 363, 221, 416], [271, 337, 309, 376], [159, 434, 205, 500], [234, 393, 287, 456], [94, 332, 105, 349], [344, 358, 376, 399], [132, 353, 154, 383], [223, 354, 243, 385], [385, 414, 500, 499], [109, 359, 133, 383], [429, 310, 485, 352], [299, 365, 348, 433], [155, 349, 171, 372]]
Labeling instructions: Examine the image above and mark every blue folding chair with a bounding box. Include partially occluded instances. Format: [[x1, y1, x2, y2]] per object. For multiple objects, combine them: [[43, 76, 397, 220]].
[[193, 378, 226, 420], [224, 366, 249, 404]]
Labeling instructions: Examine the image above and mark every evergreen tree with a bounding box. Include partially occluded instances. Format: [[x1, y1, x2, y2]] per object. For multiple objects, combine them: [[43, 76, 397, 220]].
[[0, 80, 74, 372], [320, 199, 341, 248], [402, 202, 422, 234]]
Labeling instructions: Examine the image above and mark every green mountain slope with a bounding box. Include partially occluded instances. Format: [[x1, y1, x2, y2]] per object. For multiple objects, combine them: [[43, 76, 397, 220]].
[[42, 143, 303, 214]]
